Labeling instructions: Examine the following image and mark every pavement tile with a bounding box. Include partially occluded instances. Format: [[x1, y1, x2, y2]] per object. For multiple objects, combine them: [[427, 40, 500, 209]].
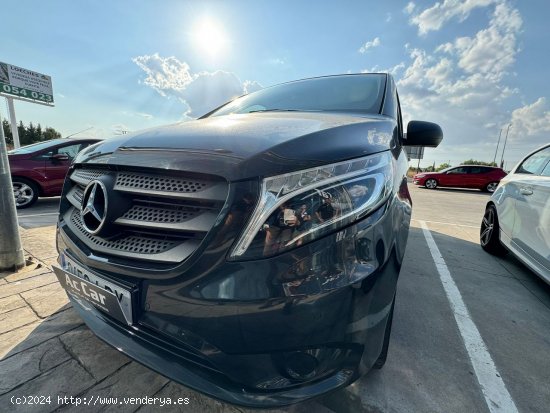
[[0, 306, 39, 334], [21, 282, 69, 318], [138, 381, 240, 413], [0, 272, 58, 299], [0, 359, 95, 413], [0, 337, 71, 395], [59, 325, 130, 381], [0, 308, 83, 359], [0, 294, 27, 314], [3, 265, 52, 283], [59, 362, 168, 413]]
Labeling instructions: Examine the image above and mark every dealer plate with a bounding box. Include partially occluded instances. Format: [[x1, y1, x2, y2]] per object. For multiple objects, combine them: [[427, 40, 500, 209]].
[[54, 254, 133, 324]]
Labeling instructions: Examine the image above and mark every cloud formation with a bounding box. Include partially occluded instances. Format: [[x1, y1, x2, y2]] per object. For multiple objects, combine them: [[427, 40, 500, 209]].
[[132, 53, 261, 118], [395, 1, 538, 163], [410, 0, 495, 35], [358, 37, 381, 53]]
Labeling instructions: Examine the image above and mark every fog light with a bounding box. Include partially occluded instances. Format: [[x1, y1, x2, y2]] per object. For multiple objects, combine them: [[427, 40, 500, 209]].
[[284, 351, 319, 381]]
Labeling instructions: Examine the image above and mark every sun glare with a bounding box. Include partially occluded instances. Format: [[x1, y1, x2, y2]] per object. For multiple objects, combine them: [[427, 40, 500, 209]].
[[193, 18, 228, 58]]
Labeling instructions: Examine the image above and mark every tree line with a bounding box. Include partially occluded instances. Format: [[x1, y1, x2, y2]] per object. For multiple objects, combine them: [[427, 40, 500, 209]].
[[2, 119, 62, 147]]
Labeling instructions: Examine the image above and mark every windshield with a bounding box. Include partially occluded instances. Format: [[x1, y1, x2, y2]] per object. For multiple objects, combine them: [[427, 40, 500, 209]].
[[8, 138, 66, 154], [207, 74, 387, 117]]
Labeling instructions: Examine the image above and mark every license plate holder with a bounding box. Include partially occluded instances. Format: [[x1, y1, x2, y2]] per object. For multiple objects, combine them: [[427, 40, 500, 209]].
[[54, 254, 134, 325]]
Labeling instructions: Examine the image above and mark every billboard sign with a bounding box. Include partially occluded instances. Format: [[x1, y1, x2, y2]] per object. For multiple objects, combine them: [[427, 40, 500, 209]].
[[0, 62, 54, 105], [405, 146, 425, 160]]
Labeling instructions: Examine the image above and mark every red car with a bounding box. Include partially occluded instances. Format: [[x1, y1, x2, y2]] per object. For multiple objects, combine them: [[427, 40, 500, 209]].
[[8, 138, 101, 208], [413, 165, 507, 193]]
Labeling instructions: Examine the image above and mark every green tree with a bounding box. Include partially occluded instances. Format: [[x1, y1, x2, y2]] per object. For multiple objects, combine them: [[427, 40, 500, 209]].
[[36, 124, 43, 141], [2, 119, 12, 145], [462, 159, 497, 166], [435, 162, 451, 171], [43, 127, 61, 140]]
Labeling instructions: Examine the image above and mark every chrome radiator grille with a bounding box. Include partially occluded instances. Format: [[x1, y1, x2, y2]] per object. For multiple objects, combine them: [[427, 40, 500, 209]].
[[62, 166, 228, 265]]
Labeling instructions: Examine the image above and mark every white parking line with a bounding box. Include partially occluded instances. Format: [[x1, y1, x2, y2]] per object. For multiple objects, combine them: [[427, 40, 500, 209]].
[[17, 212, 58, 218], [419, 220, 518, 413], [412, 218, 478, 228]]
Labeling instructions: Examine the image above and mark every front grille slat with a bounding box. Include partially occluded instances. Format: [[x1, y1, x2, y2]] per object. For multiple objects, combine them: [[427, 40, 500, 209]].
[[114, 205, 218, 233], [66, 210, 201, 263], [114, 171, 227, 201], [63, 167, 228, 266]]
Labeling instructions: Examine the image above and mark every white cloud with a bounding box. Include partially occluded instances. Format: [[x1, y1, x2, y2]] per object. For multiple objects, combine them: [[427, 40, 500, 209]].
[[132, 53, 261, 118], [403, 2, 416, 15], [363, 62, 406, 76], [452, 2, 522, 79], [411, 0, 495, 35], [510, 98, 550, 139], [395, 1, 528, 163], [385, 13, 392, 22], [358, 37, 381, 53], [243, 80, 263, 94]]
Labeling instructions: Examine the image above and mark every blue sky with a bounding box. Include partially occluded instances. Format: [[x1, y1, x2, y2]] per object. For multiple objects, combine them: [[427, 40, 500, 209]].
[[1, 0, 549, 168]]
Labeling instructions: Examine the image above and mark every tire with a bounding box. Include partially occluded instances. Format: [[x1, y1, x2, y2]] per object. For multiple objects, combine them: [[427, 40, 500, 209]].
[[480, 204, 507, 256], [425, 178, 438, 189], [485, 182, 498, 193], [373, 297, 395, 369], [12, 178, 39, 209]]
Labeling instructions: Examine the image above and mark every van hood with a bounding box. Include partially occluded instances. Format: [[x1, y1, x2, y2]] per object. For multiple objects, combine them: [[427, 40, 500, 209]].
[[76, 112, 396, 181]]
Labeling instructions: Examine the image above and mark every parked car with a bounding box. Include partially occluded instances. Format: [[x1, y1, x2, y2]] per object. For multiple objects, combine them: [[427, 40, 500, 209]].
[[413, 165, 506, 192], [480, 144, 550, 284], [52, 74, 442, 407], [8, 137, 101, 208]]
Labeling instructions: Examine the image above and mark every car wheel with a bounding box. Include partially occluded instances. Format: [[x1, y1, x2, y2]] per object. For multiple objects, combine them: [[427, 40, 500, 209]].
[[485, 182, 498, 193], [373, 297, 395, 369], [12, 178, 39, 209], [480, 204, 507, 256], [425, 178, 438, 189]]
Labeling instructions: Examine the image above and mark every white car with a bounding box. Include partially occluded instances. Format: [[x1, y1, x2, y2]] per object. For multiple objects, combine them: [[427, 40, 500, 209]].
[[480, 144, 550, 284]]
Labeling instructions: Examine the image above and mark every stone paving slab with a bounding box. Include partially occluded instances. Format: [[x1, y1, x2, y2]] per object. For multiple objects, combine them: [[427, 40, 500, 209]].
[[59, 326, 130, 381], [2, 263, 52, 283], [0, 294, 27, 314], [58, 362, 169, 413], [0, 307, 83, 359], [0, 359, 95, 413], [0, 337, 71, 395], [0, 305, 39, 334], [21, 281, 69, 318], [0, 272, 58, 299]]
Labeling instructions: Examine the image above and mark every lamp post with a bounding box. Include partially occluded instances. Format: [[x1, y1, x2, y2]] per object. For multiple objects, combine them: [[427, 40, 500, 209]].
[[500, 123, 512, 168], [492, 126, 504, 165]]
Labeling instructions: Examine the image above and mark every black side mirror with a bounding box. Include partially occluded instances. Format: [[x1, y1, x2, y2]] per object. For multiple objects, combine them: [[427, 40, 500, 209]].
[[404, 121, 443, 147], [51, 153, 69, 162]]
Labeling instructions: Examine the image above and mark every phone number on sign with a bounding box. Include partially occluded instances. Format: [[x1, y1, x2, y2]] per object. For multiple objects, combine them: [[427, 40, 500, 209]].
[[0, 83, 53, 103]]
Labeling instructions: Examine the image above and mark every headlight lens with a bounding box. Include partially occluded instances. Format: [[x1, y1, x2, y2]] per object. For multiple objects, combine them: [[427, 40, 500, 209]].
[[230, 151, 393, 259]]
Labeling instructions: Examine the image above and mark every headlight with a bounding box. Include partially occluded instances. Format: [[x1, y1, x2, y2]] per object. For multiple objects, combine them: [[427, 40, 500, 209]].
[[415, 174, 425, 178], [230, 151, 393, 259]]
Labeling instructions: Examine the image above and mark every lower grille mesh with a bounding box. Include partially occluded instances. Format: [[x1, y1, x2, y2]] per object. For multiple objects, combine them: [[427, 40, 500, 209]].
[[121, 205, 202, 224], [70, 211, 178, 255]]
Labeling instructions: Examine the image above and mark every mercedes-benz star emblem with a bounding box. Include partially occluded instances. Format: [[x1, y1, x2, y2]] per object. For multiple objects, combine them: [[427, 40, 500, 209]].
[[81, 180, 108, 235]]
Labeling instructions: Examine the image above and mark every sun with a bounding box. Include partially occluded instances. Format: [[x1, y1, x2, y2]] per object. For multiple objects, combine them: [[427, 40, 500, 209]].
[[193, 18, 228, 58]]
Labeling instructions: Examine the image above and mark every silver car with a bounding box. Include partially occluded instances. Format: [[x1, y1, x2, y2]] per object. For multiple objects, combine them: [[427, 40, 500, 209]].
[[480, 144, 550, 284]]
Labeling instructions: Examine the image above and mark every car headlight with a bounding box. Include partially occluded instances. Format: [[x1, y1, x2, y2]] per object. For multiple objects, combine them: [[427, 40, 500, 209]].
[[415, 174, 425, 178], [230, 151, 393, 259]]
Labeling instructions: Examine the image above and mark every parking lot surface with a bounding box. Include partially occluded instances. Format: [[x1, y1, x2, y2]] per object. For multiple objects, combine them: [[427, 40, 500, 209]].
[[1, 185, 549, 412]]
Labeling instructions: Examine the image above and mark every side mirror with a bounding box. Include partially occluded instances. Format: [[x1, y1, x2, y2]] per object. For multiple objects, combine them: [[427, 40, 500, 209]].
[[404, 121, 443, 147], [51, 153, 69, 161]]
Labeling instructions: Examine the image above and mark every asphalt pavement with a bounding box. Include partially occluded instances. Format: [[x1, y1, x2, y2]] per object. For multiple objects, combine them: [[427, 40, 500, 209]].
[[4, 185, 550, 413], [17, 197, 60, 229]]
